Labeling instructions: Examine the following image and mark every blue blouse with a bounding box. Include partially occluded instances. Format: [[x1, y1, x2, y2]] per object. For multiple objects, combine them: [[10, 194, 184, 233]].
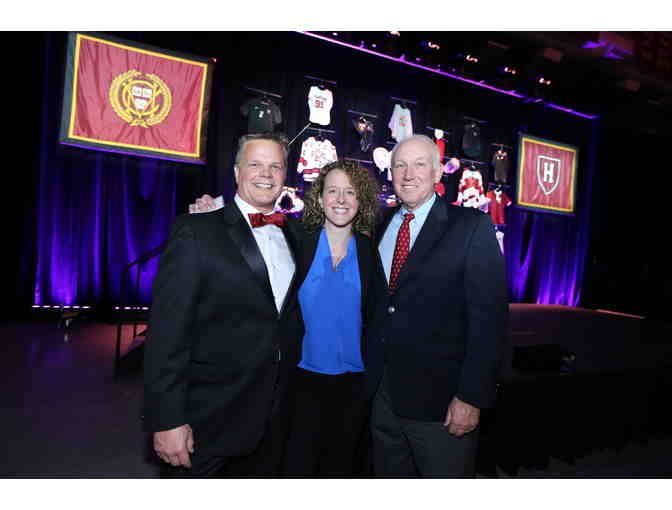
[[298, 229, 364, 375]]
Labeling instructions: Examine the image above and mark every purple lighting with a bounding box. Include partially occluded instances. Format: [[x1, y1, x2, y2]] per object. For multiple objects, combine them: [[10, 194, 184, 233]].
[[298, 31, 525, 99], [31, 304, 92, 309], [546, 103, 598, 120], [60, 142, 207, 166], [298, 31, 599, 119]]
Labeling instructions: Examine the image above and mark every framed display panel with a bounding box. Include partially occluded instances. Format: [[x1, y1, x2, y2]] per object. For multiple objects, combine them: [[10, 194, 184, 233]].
[[59, 32, 214, 163], [516, 133, 579, 215]]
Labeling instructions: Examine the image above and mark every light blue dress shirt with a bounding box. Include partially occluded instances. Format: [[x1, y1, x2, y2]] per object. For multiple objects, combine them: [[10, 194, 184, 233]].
[[378, 193, 437, 283]]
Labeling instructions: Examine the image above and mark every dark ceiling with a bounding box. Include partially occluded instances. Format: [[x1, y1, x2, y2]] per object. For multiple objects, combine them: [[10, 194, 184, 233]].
[[311, 31, 672, 135]]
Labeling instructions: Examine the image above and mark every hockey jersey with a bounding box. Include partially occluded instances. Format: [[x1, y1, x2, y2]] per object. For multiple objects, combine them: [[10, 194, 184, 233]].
[[492, 150, 510, 183], [436, 138, 446, 162], [308, 86, 333, 126], [486, 189, 512, 225], [388, 104, 413, 142], [462, 122, 482, 159], [274, 187, 305, 214], [373, 147, 392, 182], [296, 137, 338, 182], [240, 97, 282, 134], [453, 168, 487, 209]]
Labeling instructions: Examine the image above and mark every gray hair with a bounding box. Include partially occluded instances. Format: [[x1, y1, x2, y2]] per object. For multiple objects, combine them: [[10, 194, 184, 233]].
[[234, 132, 289, 168], [390, 134, 441, 170]]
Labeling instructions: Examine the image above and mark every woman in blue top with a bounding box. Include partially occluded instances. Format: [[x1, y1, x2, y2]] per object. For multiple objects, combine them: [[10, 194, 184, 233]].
[[282, 159, 383, 477]]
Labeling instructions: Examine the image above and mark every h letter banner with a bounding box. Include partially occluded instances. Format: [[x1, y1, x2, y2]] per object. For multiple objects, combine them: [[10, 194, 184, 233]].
[[516, 134, 578, 215], [59, 33, 214, 163]]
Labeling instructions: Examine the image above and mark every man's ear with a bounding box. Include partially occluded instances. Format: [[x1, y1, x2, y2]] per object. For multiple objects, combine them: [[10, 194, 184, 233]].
[[233, 166, 240, 184]]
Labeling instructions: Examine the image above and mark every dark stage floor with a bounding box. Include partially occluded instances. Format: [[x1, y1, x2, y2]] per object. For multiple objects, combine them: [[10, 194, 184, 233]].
[[2, 305, 671, 478]]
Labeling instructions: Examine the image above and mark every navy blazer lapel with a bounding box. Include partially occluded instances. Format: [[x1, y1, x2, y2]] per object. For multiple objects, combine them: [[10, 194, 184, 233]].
[[221, 203, 275, 307], [395, 198, 451, 291], [376, 207, 398, 246]]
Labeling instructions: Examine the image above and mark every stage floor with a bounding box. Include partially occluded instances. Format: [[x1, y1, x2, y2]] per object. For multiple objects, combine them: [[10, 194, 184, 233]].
[[1, 304, 671, 478]]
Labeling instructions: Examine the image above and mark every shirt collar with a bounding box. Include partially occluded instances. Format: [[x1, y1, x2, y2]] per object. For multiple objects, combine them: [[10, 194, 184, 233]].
[[234, 194, 277, 229], [398, 192, 437, 222]]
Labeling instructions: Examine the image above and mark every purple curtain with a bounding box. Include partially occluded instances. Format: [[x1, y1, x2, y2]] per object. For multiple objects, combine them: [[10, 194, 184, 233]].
[[504, 120, 597, 306], [33, 34, 178, 306]]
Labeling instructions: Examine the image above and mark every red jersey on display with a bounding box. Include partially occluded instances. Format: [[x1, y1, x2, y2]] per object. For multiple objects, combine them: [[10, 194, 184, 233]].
[[486, 190, 512, 225], [436, 138, 445, 161]]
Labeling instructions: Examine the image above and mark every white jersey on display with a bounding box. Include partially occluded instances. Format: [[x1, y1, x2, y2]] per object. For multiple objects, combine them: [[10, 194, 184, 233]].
[[388, 104, 413, 142], [373, 147, 392, 182], [308, 86, 333, 126], [296, 136, 338, 182], [453, 168, 487, 209]]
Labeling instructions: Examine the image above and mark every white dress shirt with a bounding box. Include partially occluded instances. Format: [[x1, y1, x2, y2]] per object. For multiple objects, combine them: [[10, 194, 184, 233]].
[[234, 194, 295, 313]]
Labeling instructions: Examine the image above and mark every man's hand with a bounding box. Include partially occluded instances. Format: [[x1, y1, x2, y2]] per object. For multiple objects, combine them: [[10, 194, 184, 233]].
[[188, 194, 223, 214], [443, 397, 480, 437], [154, 424, 195, 468]]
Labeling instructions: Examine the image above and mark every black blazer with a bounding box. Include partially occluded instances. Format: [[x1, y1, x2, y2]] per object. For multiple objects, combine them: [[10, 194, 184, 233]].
[[294, 229, 385, 364], [143, 202, 304, 457], [364, 197, 508, 422]]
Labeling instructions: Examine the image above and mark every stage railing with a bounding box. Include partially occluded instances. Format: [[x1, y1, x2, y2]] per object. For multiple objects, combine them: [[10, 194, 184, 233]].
[[114, 242, 166, 377]]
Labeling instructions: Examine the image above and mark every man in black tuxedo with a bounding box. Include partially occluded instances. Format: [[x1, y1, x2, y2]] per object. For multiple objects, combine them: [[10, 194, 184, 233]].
[[364, 134, 508, 478], [143, 132, 303, 477]]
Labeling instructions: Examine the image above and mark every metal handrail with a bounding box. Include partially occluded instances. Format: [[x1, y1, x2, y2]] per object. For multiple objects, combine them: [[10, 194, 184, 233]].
[[114, 241, 167, 377]]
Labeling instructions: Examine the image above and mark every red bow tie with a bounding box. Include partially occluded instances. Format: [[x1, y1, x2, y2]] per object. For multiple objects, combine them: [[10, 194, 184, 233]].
[[249, 211, 286, 228]]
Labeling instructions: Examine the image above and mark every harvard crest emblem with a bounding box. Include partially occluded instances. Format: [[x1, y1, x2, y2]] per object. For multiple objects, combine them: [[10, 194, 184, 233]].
[[109, 70, 172, 127]]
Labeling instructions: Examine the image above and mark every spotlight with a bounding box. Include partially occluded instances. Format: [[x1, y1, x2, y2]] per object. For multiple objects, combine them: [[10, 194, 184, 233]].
[[466, 54, 479, 63], [389, 31, 400, 37], [420, 40, 441, 51], [538, 77, 552, 85], [332, 32, 338, 37]]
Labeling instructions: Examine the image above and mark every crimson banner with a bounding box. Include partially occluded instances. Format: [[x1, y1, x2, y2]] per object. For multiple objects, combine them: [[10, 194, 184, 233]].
[[59, 33, 214, 163], [516, 134, 579, 215]]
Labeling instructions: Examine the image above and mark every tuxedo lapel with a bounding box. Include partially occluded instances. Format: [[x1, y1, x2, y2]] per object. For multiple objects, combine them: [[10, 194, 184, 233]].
[[395, 198, 452, 291], [221, 203, 276, 307], [278, 218, 303, 318]]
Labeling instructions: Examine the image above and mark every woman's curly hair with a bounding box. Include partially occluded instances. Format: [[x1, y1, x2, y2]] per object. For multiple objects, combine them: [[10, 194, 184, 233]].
[[302, 159, 381, 235]]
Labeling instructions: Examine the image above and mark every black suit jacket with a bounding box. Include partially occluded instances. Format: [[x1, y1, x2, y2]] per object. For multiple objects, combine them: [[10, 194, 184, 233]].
[[294, 229, 384, 360], [143, 202, 304, 457], [364, 197, 508, 422]]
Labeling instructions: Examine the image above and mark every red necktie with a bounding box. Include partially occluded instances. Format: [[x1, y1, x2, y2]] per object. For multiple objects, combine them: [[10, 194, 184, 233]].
[[389, 213, 414, 295], [248, 211, 286, 228]]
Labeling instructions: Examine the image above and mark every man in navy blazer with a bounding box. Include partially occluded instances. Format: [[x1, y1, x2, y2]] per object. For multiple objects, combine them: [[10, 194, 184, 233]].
[[364, 134, 508, 477], [143, 133, 304, 477]]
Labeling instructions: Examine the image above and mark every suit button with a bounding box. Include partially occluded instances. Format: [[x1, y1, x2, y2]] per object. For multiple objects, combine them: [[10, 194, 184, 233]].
[[387, 306, 396, 315]]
